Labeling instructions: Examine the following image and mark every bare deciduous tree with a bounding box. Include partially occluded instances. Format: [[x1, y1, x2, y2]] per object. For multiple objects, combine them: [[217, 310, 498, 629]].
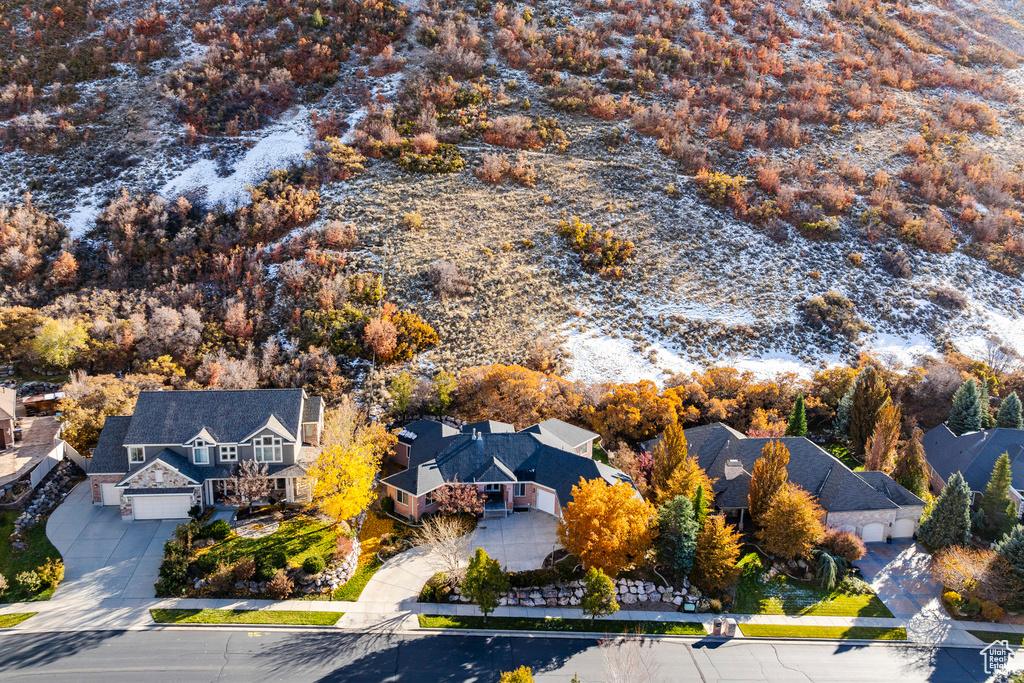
[[413, 515, 471, 583], [230, 459, 272, 513]]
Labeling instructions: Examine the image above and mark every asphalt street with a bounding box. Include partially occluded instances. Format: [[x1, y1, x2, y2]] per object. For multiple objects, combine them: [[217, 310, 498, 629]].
[[0, 629, 1010, 682]]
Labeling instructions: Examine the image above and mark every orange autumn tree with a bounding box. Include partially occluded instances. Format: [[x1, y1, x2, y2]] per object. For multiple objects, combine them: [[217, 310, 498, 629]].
[[649, 420, 716, 504], [756, 482, 825, 559], [557, 478, 656, 576], [455, 364, 585, 428], [584, 380, 679, 443], [690, 513, 743, 593], [747, 439, 790, 522]]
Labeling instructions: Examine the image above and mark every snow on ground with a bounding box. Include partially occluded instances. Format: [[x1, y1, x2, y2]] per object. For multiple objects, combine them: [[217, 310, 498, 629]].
[[861, 332, 940, 369], [64, 203, 103, 239], [951, 301, 1024, 357], [563, 330, 698, 386], [159, 112, 311, 210]]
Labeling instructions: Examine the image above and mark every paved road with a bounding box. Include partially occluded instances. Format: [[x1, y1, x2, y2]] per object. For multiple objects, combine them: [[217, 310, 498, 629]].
[[0, 629, 1011, 682]]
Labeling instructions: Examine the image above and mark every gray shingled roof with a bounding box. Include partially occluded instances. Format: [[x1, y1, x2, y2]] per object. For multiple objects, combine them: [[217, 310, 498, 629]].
[[87, 416, 133, 474], [463, 420, 516, 434], [382, 430, 634, 506], [855, 471, 925, 507], [302, 396, 324, 425], [685, 423, 914, 513], [533, 419, 599, 448], [923, 424, 1024, 492], [122, 389, 304, 446], [399, 419, 460, 469]]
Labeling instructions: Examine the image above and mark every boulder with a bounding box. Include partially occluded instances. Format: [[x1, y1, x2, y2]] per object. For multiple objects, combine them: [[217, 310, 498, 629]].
[[672, 596, 684, 606], [546, 598, 557, 606], [637, 593, 648, 602], [621, 593, 637, 605]]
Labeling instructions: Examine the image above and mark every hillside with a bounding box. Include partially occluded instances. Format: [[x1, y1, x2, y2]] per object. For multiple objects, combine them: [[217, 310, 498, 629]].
[[1, 0, 1023, 390]]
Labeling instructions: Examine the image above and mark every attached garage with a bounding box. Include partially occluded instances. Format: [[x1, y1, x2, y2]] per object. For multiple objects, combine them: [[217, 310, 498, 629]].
[[536, 488, 557, 516], [130, 493, 193, 520], [861, 522, 886, 543], [892, 517, 916, 539], [101, 483, 121, 506]]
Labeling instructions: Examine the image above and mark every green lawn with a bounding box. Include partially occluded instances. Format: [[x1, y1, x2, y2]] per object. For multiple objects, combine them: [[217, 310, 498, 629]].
[[0, 510, 62, 603], [418, 615, 707, 635], [969, 630, 1024, 645], [204, 517, 339, 568], [821, 443, 864, 472], [333, 558, 382, 601], [150, 609, 342, 626], [592, 444, 610, 465], [734, 552, 892, 618], [740, 624, 906, 640], [0, 613, 37, 628]]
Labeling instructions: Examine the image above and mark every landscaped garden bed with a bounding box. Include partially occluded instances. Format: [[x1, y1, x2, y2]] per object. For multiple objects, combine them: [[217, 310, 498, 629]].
[[734, 552, 892, 618], [151, 609, 342, 626], [738, 625, 906, 640], [1, 508, 66, 603], [333, 510, 405, 601], [417, 614, 707, 635]]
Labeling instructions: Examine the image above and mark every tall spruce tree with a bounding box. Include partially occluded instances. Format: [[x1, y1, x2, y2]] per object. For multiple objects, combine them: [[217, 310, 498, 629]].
[[891, 428, 929, 497], [948, 378, 983, 435], [655, 495, 699, 578], [918, 472, 971, 549], [979, 381, 995, 429], [995, 525, 1024, 582], [833, 369, 865, 435], [997, 392, 1023, 430], [785, 395, 808, 437], [979, 453, 1017, 539], [850, 367, 891, 457]]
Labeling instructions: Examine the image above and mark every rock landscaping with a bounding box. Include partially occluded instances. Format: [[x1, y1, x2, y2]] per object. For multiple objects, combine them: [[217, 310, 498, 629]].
[[450, 577, 703, 611], [8, 460, 81, 551]]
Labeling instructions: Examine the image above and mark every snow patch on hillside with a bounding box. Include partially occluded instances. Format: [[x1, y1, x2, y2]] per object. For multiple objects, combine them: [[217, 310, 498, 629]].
[[564, 330, 697, 386]]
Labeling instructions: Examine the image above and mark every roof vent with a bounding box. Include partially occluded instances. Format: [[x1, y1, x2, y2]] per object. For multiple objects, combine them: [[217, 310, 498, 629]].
[[724, 459, 743, 480]]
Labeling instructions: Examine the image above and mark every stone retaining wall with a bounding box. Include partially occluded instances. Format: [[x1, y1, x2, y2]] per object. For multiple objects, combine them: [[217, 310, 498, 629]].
[[451, 577, 702, 610]]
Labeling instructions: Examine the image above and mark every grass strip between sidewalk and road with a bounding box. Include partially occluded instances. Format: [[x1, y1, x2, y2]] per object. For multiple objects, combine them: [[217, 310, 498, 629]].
[[0, 613, 37, 628], [418, 615, 707, 635], [969, 630, 1024, 645], [150, 609, 343, 626], [739, 624, 907, 640]]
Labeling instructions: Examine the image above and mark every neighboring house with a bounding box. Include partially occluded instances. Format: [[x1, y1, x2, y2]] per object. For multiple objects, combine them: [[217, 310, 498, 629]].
[[382, 418, 628, 520], [87, 389, 325, 521], [648, 423, 924, 542], [0, 387, 15, 449], [922, 424, 1024, 513]]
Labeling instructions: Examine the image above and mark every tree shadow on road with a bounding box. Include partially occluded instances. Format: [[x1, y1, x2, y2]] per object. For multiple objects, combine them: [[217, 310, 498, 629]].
[[0, 630, 121, 671]]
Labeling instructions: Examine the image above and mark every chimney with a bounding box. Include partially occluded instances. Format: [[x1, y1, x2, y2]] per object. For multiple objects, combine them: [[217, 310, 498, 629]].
[[724, 459, 744, 481]]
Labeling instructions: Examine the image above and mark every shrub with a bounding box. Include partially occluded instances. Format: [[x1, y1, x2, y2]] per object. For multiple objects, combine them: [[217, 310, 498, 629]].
[[981, 600, 1006, 622], [381, 496, 395, 515], [425, 260, 473, 299], [156, 541, 191, 596], [881, 250, 912, 278], [206, 519, 232, 541], [255, 550, 287, 581], [37, 558, 64, 588], [557, 216, 634, 280], [302, 556, 326, 575], [402, 213, 424, 230], [208, 567, 234, 595], [420, 572, 454, 602], [194, 552, 220, 577], [508, 568, 558, 588], [16, 570, 41, 593], [707, 598, 723, 613], [394, 143, 465, 174], [819, 527, 866, 563], [800, 292, 870, 341], [941, 590, 962, 614], [499, 666, 534, 683], [265, 570, 294, 599], [335, 535, 356, 561], [233, 558, 256, 582], [928, 287, 967, 310]]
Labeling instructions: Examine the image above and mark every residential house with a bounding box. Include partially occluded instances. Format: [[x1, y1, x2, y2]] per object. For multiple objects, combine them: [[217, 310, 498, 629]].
[[0, 387, 15, 449], [646, 423, 925, 542], [87, 389, 324, 520], [922, 424, 1024, 513], [382, 418, 629, 520]]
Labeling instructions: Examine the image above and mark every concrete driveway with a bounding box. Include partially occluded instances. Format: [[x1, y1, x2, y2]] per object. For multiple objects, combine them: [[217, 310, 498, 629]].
[[469, 510, 560, 571], [45, 483, 178, 607], [858, 541, 942, 619]]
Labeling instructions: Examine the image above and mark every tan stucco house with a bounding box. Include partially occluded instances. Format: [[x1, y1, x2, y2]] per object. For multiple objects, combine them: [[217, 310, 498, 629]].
[[87, 389, 324, 520], [383, 418, 630, 520]]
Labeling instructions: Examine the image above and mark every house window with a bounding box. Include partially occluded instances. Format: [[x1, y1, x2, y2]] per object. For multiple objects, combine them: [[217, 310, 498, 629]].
[[513, 483, 526, 498], [128, 446, 145, 465], [219, 445, 237, 462], [395, 490, 409, 506], [484, 484, 501, 493], [425, 491, 435, 507], [193, 440, 210, 465], [254, 436, 283, 462], [275, 478, 287, 490]]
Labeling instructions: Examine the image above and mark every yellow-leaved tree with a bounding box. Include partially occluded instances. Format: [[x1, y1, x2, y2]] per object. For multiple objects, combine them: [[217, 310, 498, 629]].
[[308, 397, 396, 524], [649, 420, 717, 505], [557, 478, 656, 576]]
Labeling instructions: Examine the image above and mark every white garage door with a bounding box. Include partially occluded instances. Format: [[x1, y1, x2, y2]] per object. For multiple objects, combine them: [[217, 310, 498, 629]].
[[132, 494, 192, 520], [892, 518, 916, 538], [536, 489, 557, 516], [861, 522, 886, 543], [101, 483, 120, 506]]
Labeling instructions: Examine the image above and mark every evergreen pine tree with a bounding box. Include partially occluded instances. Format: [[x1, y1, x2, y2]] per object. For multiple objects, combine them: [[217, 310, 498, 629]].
[[785, 395, 808, 437], [833, 369, 863, 435], [655, 495, 699, 578], [979, 381, 995, 429], [918, 472, 971, 549], [948, 378, 983, 435], [580, 567, 619, 624], [996, 392, 1023, 430], [891, 428, 929, 498], [849, 367, 890, 457], [692, 485, 709, 530], [995, 524, 1024, 581], [979, 453, 1017, 539]]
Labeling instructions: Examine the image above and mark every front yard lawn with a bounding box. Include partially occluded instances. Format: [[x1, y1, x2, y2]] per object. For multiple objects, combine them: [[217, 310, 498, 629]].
[[739, 625, 906, 640], [207, 516, 338, 568], [969, 631, 1024, 645], [0, 613, 37, 628], [0, 510, 62, 603], [418, 615, 707, 635], [151, 609, 342, 626], [734, 552, 892, 618], [592, 443, 610, 465]]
